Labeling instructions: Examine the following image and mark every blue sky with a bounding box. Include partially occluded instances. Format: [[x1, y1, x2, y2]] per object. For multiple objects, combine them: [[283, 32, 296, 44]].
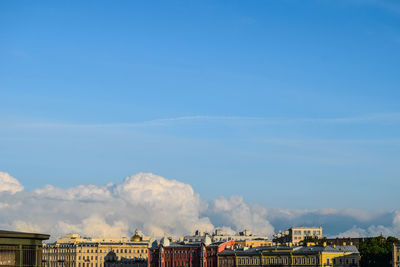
[[1, 0, 400, 211]]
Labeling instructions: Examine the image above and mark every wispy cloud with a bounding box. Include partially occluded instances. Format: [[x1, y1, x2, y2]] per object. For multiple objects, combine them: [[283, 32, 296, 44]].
[[5, 112, 400, 129]]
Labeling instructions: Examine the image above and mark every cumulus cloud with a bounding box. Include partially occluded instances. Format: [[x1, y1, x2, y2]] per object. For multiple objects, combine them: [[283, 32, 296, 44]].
[[33, 183, 114, 201], [0, 171, 399, 241], [207, 196, 274, 236], [54, 216, 129, 238], [337, 211, 400, 238], [13, 221, 41, 233], [0, 172, 214, 239], [0, 172, 24, 194]]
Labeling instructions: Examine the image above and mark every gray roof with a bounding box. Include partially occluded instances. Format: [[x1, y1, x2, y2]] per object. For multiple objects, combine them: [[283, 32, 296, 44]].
[[218, 245, 359, 256], [294, 245, 359, 254]]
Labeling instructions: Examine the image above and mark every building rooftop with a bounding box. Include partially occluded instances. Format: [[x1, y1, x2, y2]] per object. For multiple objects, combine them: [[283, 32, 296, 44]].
[[0, 229, 50, 240], [218, 245, 359, 256]]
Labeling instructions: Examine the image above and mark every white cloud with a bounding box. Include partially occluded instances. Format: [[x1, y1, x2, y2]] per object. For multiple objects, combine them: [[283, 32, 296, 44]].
[[338, 211, 400, 237], [13, 221, 41, 233], [54, 216, 128, 238], [0, 172, 24, 194], [208, 196, 275, 236], [0, 171, 399, 240], [0, 172, 215, 239], [33, 183, 113, 201]]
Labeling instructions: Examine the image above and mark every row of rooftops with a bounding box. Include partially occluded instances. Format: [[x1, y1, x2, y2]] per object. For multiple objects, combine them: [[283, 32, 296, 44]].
[[218, 245, 359, 256]]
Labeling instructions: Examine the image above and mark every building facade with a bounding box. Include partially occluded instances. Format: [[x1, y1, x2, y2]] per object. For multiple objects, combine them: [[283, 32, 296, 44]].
[[0, 229, 49, 267], [148, 238, 234, 267], [218, 244, 360, 267], [394, 243, 400, 267], [273, 227, 323, 244], [43, 231, 149, 267], [184, 230, 269, 244]]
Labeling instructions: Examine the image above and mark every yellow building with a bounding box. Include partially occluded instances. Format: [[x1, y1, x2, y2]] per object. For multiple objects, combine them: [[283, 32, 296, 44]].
[[394, 243, 400, 267], [218, 243, 360, 267], [42, 230, 149, 267]]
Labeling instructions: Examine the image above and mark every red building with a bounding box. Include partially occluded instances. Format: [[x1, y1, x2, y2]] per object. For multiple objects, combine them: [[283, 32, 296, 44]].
[[148, 238, 234, 267]]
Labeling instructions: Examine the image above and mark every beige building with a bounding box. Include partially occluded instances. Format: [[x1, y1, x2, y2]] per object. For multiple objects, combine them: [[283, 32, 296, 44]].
[[273, 227, 323, 244], [394, 243, 400, 267], [42, 230, 149, 267], [184, 229, 269, 244]]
